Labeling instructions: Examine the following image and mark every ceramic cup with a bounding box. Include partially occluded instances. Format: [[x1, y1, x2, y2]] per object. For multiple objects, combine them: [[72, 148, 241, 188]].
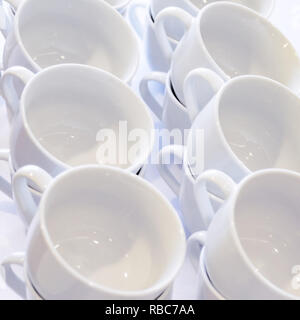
[[3, 165, 186, 300], [2, 0, 139, 84], [150, 0, 274, 20], [0, 64, 154, 188], [139, 72, 191, 134], [128, 2, 179, 72], [2, 255, 174, 300], [184, 74, 300, 180], [188, 169, 300, 300], [154, 2, 300, 105], [159, 74, 300, 233]]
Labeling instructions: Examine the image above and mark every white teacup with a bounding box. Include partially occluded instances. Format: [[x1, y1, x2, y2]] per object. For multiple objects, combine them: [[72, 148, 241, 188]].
[[139, 72, 191, 134], [154, 2, 300, 105], [2, 0, 139, 83], [150, 0, 274, 19], [189, 169, 300, 300], [128, 2, 179, 72], [5, 165, 186, 300], [0, 65, 154, 218], [158, 74, 300, 233], [2, 255, 174, 300], [185, 74, 300, 180]]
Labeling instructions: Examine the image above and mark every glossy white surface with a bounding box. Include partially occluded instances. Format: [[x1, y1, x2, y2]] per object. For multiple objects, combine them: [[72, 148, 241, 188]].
[[13, 165, 186, 300], [186, 75, 300, 180], [3, 0, 139, 83], [2, 64, 154, 180], [155, 2, 300, 105], [1, 0, 300, 300], [150, 0, 274, 19], [194, 170, 300, 300]]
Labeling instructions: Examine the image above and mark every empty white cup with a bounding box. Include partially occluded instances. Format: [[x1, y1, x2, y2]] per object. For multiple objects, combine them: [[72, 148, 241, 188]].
[[189, 169, 300, 300], [184, 74, 300, 181], [3, 0, 139, 83], [154, 2, 300, 105], [0, 64, 154, 179], [159, 75, 300, 233], [3, 165, 186, 300]]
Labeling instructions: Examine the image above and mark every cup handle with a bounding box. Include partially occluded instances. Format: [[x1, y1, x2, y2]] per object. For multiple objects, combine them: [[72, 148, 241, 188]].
[[1, 252, 26, 298], [154, 7, 193, 64], [0, 149, 12, 198], [187, 231, 206, 272], [158, 145, 185, 196], [13, 165, 53, 226], [127, 0, 146, 39], [193, 170, 236, 229], [139, 72, 167, 120], [1, 252, 25, 268], [0, 66, 35, 121], [184, 68, 225, 122]]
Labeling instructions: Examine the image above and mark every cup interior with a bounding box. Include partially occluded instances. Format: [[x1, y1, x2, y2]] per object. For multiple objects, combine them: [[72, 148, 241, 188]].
[[42, 168, 185, 293], [234, 171, 300, 297], [17, 0, 138, 80], [199, 3, 300, 91], [23, 65, 153, 170], [218, 77, 300, 173]]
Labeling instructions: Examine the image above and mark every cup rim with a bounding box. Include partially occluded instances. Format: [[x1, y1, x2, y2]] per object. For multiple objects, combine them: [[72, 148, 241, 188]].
[[190, 2, 299, 85], [36, 165, 186, 299], [189, 75, 300, 176], [13, 0, 140, 83], [151, 0, 274, 18], [166, 73, 186, 111], [229, 168, 300, 300], [17, 63, 155, 174], [196, 0, 275, 17], [199, 248, 225, 300]]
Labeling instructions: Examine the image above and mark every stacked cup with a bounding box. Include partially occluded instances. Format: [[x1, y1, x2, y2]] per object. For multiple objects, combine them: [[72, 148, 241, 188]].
[[0, 0, 300, 301], [0, 0, 187, 300], [133, 0, 300, 300]]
